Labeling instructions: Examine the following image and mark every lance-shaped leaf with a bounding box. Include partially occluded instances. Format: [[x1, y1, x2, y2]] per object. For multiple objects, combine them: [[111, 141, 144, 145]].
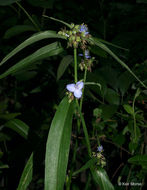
[[89, 37, 146, 88], [17, 153, 33, 190], [73, 158, 97, 176], [91, 167, 114, 190], [45, 97, 74, 190], [4, 25, 36, 39], [128, 155, 147, 169], [5, 119, 29, 139], [57, 55, 73, 80], [0, 42, 63, 79], [0, 0, 20, 6], [0, 31, 66, 66]]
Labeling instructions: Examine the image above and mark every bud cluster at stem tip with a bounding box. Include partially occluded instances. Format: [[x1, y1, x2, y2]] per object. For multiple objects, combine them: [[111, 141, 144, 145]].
[[92, 145, 106, 168], [58, 23, 92, 49]]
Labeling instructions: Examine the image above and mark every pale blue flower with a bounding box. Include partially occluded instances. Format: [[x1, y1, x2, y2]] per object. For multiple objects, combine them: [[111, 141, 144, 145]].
[[79, 24, 89, 35], [79, 49, 91, 59], [66, 81, 84, 99], [97, 145, 103, 152]]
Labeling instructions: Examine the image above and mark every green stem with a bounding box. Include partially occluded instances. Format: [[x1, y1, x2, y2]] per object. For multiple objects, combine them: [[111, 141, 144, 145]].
[[66, 140, 78, 190], [41, 8, 46, 28], [132, 88, 140, 143], [80, 68, 87, 111], [16, 2, 40, 32], [74, 48, 78, 83], [77, 101, 92, 157], [132, 97, 137, 142]]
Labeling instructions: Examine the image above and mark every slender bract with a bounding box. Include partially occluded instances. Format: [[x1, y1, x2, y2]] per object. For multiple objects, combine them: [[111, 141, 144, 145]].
[[45, 97, 74, 190]]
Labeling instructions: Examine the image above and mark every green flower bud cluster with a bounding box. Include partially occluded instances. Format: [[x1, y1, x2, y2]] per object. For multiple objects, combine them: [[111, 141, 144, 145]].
[[58, 23, 91, 49], [79, 57, 95, 72], [92, 152, 106, 168], [66, 92, 74, 103]]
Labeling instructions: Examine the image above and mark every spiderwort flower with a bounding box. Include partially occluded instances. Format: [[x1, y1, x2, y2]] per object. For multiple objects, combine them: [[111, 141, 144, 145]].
[[66, 81, 84, 99], [79, 49, 91, 59], [97, 145, 103, 152], [79, 24, 89, 35]]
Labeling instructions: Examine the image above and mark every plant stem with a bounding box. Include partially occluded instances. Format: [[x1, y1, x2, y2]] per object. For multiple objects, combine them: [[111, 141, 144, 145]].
[[77, 101, 92, 157], [132, 97, 137, 142], [80, 68, 87, 111], [66, 140, 78, 190], [41, 8, 46, 28], [132, 88, 140, 143], [16, 2, 40, 32], [74, 48, 78, 83]]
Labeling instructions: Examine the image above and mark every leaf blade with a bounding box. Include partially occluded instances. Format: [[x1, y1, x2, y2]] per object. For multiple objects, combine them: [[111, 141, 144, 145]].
[[90, 37, 146, 88], [5, 119, 29, 139], [57, 55, 73, 80], [0, 30, 66, 66], [17, 153, 33, 190], [91, 167, 114, 190], [4, 25, 36, 39], [0, 42, 63, 79], [73, 158, 97, 176], [0, 0, 20, 6], [45, 97, 74, 190]]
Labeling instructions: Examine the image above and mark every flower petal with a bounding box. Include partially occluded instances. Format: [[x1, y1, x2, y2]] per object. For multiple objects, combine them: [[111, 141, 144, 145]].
[[85, 31, 89, 35], [78, 53, 83, 57], [97, 145, 103, 152], [66, 84, 76, 92], [85, 50, 89, 55], [76, 81, 84, 90], [84, 50, 91, 59], [85, 55, 91, 59], [74, 89, 82, 98]]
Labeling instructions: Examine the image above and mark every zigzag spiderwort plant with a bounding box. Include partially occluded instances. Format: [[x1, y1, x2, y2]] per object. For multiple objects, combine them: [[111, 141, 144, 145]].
[[0, 14, 146, 190], [60, 22, 109, 185]]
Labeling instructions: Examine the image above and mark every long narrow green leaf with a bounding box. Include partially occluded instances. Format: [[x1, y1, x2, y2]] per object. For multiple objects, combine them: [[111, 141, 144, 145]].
[[90, 37, 146, 88], [91, 167, 114, 190], [73, 158, 97, 176], [128, 155, 147, 166], [5, 119, 29, 139], [0, 31, 66, 66], [0, 113, 21, 120], [4, 25, 36, 39], [45, 97, 74, 190], [17, 153, 33, 190], [0, 0, 19, 6], [98, 38, 129, 51], [57, 55, 73, 80], [0, 42, 63, 79]]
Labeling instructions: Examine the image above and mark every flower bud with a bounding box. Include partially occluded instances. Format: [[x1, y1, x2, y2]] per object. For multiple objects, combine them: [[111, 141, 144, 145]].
[[70, 23, 75, 28], [71, 35, 76, 41], [75, 25, 79, 30], [73, 41, 78, 48], [76, 36, 81, 42]]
